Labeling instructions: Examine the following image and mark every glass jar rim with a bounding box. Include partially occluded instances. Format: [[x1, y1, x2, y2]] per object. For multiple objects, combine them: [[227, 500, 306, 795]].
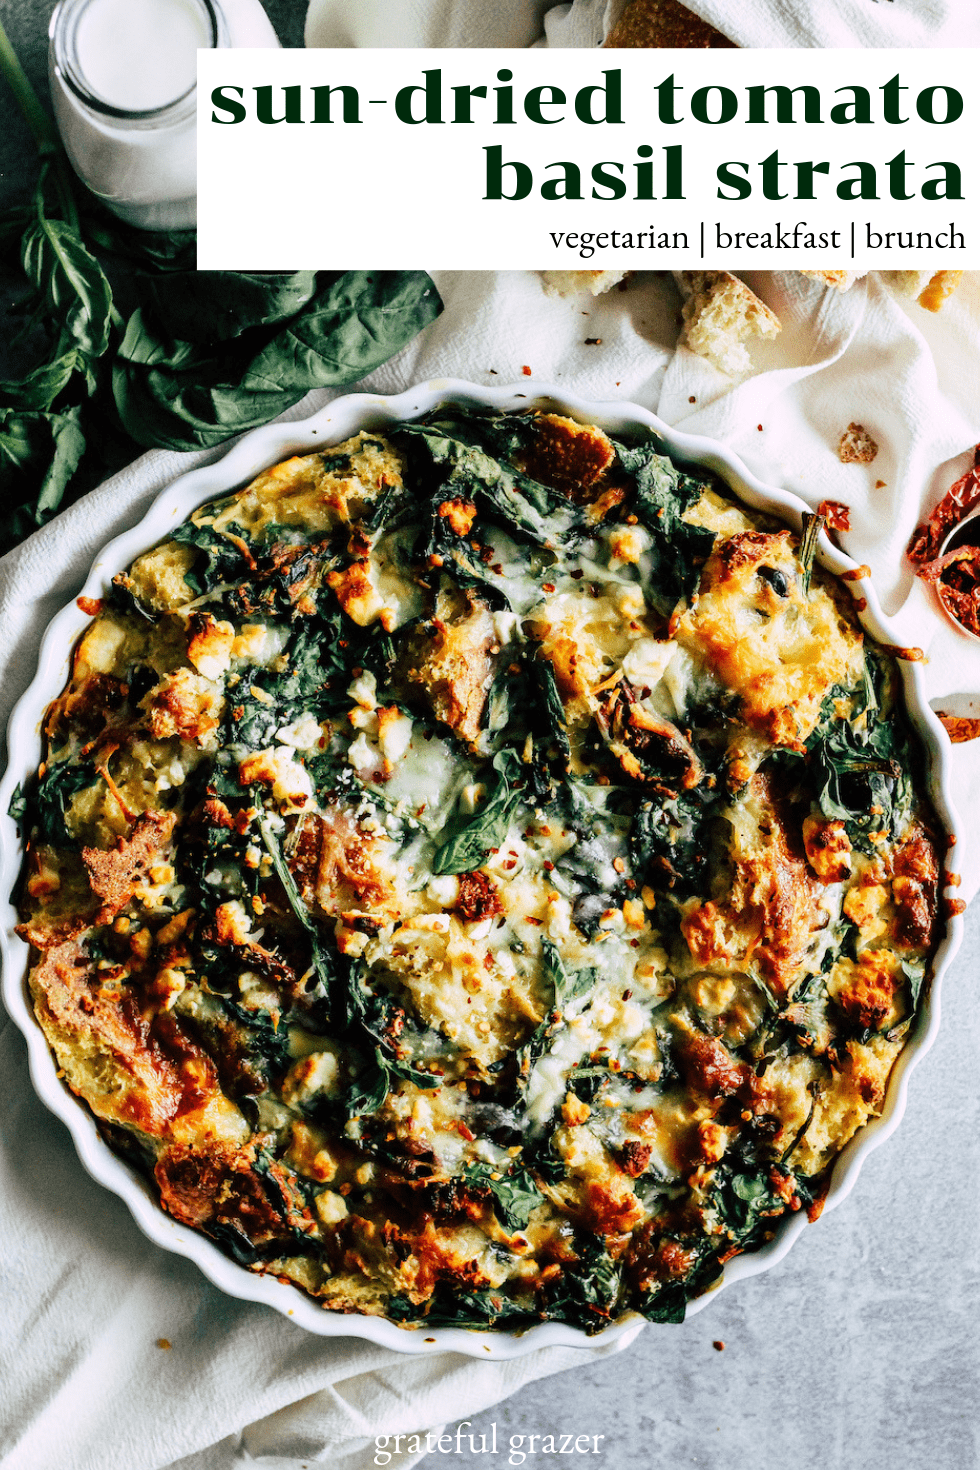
[[49, 0, 224, 122]]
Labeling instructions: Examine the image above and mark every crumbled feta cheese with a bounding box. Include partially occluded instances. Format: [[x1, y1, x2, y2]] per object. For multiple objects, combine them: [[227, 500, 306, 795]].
[[276, 712, 323, 751], [348, 669, 378, 709]]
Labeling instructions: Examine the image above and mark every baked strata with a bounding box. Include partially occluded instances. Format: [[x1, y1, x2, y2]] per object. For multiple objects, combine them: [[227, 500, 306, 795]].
[[15, 409, 942, 1332]]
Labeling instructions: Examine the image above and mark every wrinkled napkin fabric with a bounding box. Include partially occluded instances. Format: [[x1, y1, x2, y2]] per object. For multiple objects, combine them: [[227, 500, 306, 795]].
[[1, 265, 978, 1470], [303, 0, 980, 48]]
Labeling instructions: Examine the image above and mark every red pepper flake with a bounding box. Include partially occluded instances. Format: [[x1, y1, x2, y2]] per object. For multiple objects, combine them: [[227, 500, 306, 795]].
[[522, 365, 532, 377], [713, 1341, 725, 1352], [689, 396, 696, 404], [76, 595, 103, 616], [757, 424, 763, 432]]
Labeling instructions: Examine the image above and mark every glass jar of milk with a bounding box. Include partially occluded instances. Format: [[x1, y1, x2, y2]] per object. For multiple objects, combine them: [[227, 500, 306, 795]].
[[49, 0, 278, 230]]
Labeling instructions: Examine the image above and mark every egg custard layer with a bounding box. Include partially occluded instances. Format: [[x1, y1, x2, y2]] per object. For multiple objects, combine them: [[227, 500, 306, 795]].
[[16, 410, 941, 1332]]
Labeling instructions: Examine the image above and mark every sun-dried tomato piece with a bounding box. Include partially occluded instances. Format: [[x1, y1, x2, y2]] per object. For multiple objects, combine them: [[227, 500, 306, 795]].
[[908, 446, 980, 565]]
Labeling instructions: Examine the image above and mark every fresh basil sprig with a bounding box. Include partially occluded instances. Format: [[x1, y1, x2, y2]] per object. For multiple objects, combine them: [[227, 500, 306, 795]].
[[0, 21, 442, 554]]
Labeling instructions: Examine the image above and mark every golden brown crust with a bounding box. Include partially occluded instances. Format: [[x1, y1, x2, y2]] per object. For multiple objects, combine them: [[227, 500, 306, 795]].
[[82, 811, 176, 925]]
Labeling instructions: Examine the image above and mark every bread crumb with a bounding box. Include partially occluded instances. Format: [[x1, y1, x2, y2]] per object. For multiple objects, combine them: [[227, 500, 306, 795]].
[[672, 270, 780, 376], [839, 423, 879, 465], [875, 479, 886, 489], [156, 1338, 172, 1350]]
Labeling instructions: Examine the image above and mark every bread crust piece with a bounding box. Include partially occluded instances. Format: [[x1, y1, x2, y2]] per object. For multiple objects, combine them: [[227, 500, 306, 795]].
[[838, 423, 879, 466], [800, 271, 866, 292], [673, 270, 781, 377], [605, 0, 735, 47], [540, 270, 629, 299], [883, 270, 964, 313]]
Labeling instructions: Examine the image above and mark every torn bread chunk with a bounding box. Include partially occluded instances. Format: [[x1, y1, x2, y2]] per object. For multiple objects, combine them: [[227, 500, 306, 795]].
[[838, 424, 879, 466], [800, 271, 866, 292], [882, 270, 963, 312], [540, 270, 629, 299], [673, 270, 781, 376]]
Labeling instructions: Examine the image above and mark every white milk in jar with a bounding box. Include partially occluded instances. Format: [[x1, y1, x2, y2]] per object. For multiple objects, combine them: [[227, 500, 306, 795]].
[[49, 0, 279, 230]]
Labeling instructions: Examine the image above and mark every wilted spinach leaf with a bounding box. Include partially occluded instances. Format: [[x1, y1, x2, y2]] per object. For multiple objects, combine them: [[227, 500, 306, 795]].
[[432, 747, 525, 875], [462, 1161, 545, 1230], [615, 439, 716, 607], [397, 420, 583, 550], [30, 760, 99, 845]]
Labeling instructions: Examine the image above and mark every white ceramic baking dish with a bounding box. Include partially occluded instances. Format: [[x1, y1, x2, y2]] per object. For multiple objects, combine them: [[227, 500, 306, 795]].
[[0, 380, 965, 1360]]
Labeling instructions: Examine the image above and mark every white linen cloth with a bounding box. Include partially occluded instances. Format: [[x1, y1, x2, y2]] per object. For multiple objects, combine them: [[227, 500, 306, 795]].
[[1, 265, 978, 1470], [304, 0, 980, 49]]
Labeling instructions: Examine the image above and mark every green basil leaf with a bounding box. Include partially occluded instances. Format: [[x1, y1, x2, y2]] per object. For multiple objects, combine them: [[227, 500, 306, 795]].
[[242, 270, 442, 395], [902, 957, 927, 1009], [345, 1047, 438, 1117], [116, 309, 201, 370], [0, 405, 85, 535], [0, 350, 78, 412], [21, 214, 112, 358], [463, 1161, 544, 1230], [139, 270, 318, 345], [432, 747, 524, 875], [114, 270, 443, 450], [516, 939, 598, 1088]]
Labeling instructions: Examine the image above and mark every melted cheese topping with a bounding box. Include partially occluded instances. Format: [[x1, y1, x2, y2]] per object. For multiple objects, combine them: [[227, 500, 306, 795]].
[[19, 414, 942, 1336]]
